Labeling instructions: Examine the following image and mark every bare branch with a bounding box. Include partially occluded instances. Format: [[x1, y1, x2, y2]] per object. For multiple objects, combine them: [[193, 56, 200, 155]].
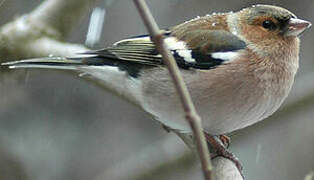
[[24, 37, 88, 57], [0, 0, 97, 62], [30, 0, 99, 38], [132, 0, 213, 179]]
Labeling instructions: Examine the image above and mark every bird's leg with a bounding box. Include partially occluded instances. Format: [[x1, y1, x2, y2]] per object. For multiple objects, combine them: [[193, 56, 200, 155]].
[[162, 124, 244, 178], [219, 134, 231, 148], [204, 132, 244, 177]]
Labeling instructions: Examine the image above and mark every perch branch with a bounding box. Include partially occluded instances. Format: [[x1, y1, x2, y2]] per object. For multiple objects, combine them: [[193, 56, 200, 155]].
[[94, 135, 243, 180], [133, 0, 213, 179]]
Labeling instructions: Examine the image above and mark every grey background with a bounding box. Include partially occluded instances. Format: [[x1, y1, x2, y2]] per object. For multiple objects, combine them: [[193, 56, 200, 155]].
[[0, 0, 313, 180]]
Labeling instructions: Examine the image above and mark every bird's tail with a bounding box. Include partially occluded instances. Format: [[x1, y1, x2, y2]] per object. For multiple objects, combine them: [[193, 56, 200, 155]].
[[1, 55, 144, 106], [1, 56, 91, 70]]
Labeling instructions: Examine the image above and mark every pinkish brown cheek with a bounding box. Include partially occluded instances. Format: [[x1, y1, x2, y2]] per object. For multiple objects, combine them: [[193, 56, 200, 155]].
[[241, 26, 266, 41]]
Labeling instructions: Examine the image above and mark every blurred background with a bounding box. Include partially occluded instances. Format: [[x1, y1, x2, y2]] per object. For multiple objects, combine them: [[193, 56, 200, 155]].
[[0, 0, 313, 179]]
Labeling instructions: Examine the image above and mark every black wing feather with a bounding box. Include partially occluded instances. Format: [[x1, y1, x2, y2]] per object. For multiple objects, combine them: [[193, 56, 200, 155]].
[[79, 30, 246, 77]]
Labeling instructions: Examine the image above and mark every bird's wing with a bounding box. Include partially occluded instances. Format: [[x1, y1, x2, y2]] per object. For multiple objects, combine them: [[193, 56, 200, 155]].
[[82, 30, 246, 70]]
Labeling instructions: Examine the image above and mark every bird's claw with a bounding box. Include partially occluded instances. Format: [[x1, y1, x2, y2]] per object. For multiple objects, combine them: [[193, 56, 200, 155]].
[[205, 133, 245, 179]]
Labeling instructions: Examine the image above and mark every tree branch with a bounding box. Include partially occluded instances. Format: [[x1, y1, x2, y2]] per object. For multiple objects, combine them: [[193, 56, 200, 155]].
[[132, 0, 213, 179], [0, 0, 97, 62], [212, 157, 243, 180], [173, 131, 243, 180], [30, 0, 98, 38]]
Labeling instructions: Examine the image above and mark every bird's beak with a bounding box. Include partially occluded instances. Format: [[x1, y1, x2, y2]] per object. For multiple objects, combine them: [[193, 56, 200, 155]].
[[284, 18, 312, 37]]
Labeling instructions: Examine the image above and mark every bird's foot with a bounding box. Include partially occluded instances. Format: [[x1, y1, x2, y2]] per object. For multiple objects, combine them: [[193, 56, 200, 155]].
[[219, 134, 231, 148], [204, 133, 244, 178]]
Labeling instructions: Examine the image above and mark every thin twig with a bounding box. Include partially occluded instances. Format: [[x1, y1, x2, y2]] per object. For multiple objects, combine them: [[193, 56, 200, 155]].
[[132, 0, 213, 179]]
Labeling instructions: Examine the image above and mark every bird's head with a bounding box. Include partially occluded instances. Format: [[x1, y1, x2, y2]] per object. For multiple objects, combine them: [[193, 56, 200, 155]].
[[233, 4, 311, 55]]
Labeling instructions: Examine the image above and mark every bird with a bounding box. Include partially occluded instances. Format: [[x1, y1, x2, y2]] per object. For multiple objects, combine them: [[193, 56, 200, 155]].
[[2, 5, 311, 139]]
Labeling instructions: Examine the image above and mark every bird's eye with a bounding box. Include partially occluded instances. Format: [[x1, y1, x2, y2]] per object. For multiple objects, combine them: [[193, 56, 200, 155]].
[[262, 20, 276, 30]]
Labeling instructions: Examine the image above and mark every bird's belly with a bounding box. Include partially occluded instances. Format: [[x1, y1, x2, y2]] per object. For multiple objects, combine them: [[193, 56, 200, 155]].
[[197, 94, 283, 134], [142, 90, 285, 135], [141, 79, 290, 135]]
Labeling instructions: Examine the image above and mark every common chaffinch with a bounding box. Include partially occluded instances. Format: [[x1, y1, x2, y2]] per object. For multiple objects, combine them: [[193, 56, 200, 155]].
[[3, 5, 311, 137]]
